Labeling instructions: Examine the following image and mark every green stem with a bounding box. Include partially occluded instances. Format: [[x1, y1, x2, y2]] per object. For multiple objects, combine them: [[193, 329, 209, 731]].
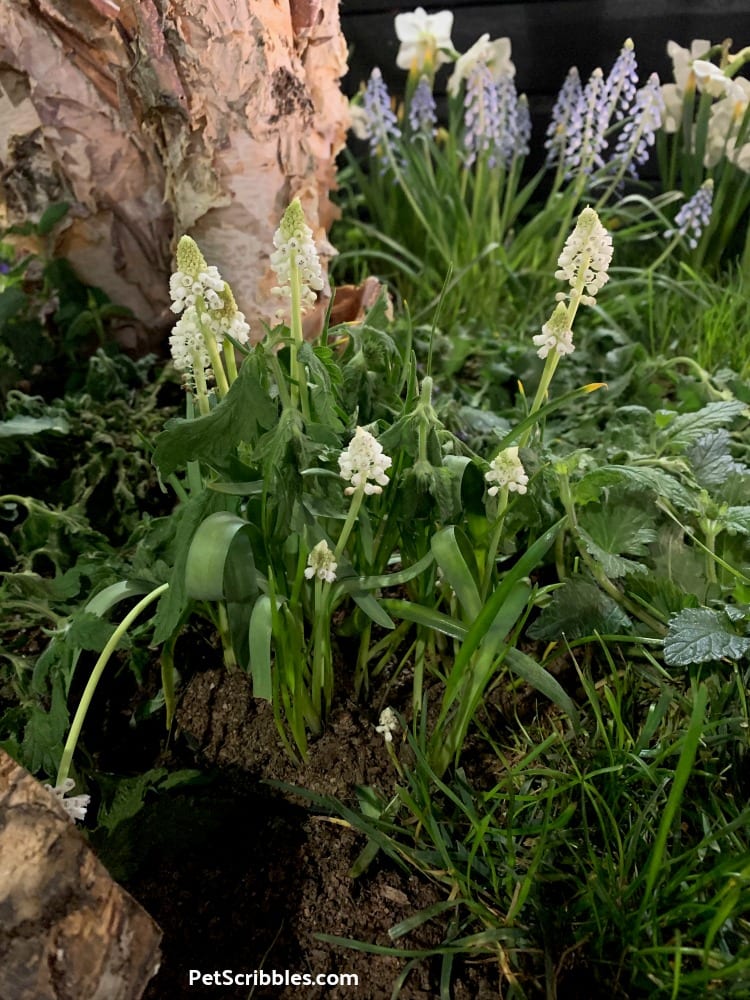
[[56, 582, 169, 786], [223, 339, 239, 385], [334, 486, 366, 562], [482, 488, 510, 600], [289, 256, 311, 422], [216, 602, 237, 668]]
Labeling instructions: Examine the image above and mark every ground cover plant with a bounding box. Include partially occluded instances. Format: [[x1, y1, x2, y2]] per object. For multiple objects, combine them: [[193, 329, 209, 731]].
[[1, 8, 750, 999]]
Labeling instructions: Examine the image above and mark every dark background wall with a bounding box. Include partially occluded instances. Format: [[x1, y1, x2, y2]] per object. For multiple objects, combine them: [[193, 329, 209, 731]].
[[340, 1, 750, 111]]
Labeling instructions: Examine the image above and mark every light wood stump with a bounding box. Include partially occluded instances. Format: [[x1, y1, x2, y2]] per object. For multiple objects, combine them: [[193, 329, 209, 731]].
[[0, 0, 350, 347], [0, 750, 161, 1000]]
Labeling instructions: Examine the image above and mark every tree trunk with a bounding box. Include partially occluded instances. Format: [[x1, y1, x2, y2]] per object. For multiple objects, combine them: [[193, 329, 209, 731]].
[[0, 749, 162, 1000], [0, 0, 350, 347]]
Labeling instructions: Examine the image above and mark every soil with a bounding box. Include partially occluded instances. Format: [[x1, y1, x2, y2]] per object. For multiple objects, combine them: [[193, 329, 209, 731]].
[[114, 659, 502, 1000]]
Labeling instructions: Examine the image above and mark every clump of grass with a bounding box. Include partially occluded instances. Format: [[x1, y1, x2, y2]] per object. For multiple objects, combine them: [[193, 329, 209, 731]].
[[597, 263, 750, 376], [317, 646, 750, 998]]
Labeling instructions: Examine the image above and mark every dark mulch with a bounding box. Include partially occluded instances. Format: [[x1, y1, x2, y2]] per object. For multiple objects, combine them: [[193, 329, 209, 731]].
[[113, 663, 500, 1000]]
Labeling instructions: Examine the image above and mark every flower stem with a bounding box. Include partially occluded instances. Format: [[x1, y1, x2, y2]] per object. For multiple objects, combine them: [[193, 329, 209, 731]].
[[56, 582, 170, 787], [334, 486, 366, 562], [289, 256, 311, 422], [482, 487, 510, 600]]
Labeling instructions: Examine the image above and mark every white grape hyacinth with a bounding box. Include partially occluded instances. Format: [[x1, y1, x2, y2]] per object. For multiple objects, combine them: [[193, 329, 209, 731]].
[[305, 540, 338, 584], [168, 235, 250, 382], [375, 706, 400, 743], [485, 446, 529, 496], [532, 301, 576, 359], [45, 778, 91, 824], [270, 198, 325, 313], [338, 426, 392, 497], [554, 206, 613, 307]]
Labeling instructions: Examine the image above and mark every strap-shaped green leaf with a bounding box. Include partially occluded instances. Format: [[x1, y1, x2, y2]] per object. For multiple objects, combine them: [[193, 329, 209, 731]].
[[248, 596, 273, 701], [380, 598, 466, 640], [431, 525, 482, 620], [504, 647, 580, 728], [184, 511, 258, 602], [352, 592, 395, 629], [447, 517, 565, 681]]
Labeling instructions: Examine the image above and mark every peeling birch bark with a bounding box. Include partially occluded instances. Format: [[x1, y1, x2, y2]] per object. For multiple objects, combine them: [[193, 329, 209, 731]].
[[0, 0, 350, 346], [0, 749, 162, 1000]]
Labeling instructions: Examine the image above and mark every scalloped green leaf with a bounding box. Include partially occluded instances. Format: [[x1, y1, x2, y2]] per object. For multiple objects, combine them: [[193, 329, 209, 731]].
[[153, 357, 277, 478], [664, 607, 750, 666]]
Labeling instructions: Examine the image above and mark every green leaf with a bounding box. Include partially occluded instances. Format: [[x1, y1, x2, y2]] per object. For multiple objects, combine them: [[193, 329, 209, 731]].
[[85, 580, 152, 617], [659, 400, 747, 451], [0, 286, 28, 326], [37, 201, 70, 235], [152, 491, 227, 644], [688, 430, 749, 488], [66, 611, 124, 652], [338, 551, 434, 592], [431, 526, 482, 620], [184, 511, 258, 602], [248, 596, 273, 700], [575, 465, 695, 510], [504, 647, 581, 727], [21, 672, 68, 775], [0, 413, 69, 438], [529, 578, 632, 640], [351, 592, 395, 629], [720, 506, 750, 536], [664, 607, 750, 666], [153, 358, 277, 478], [380, 598, 467, 640], [578, 527, 648, 578], [438, 519, 564, 710]]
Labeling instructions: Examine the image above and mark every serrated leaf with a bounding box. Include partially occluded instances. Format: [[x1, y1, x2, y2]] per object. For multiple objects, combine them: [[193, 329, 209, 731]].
[[66, 611, 125, 652], [664, 607, 750, 666], [97, 768, 167, 834], [578, 527, 648, 577], [580, 505, 657, 557], [687, 429, 749, 488], [528, 578, 631, 640], [660, 400, 747, 451], [21, 672, 68, 775], [720, 507, 750, 535], [575, 465, 695, 510], [153, 358, 277, 478]]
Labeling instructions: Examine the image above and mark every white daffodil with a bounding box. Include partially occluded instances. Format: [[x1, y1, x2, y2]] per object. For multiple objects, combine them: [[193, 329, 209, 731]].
[[395, 7, 454, 74], [305, 540, 338, 584], [485, 447, 529, 496], [692, 59, 732, 98], [661, 39, 712, 132], [338, 426, 392, 497], [705, 77, 750, 168], [447, 34, 515, 97]]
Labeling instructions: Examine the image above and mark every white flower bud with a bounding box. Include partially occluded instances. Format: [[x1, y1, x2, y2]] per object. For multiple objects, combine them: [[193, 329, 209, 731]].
[[338, 427, 392, 497], [375, 706, 400, 743], [485, 446, 529, 497], [45, 778, 90, 823], [304, 540, 338, 584], [555, 206, 613, 306]]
